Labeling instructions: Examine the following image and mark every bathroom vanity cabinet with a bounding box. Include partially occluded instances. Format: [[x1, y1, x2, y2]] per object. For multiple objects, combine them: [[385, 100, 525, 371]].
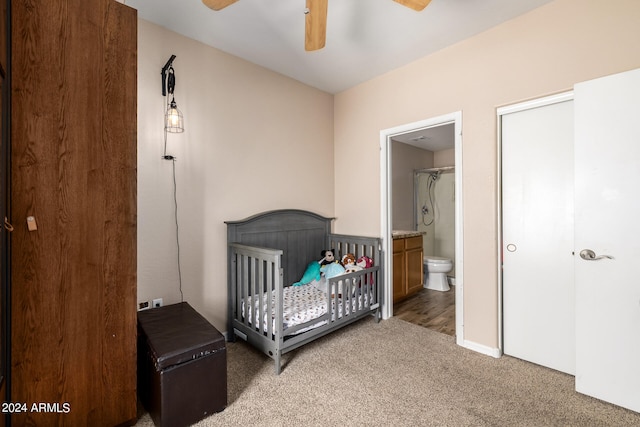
[[392, 233, 424, 303]]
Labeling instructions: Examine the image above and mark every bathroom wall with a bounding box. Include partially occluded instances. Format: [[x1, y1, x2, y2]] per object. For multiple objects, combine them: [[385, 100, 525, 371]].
[[434, 148, 454, 167], [391, 140, 433, 230]]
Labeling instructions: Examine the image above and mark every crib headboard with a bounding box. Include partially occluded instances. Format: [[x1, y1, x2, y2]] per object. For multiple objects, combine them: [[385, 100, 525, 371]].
[[225, 210, 333, 287]]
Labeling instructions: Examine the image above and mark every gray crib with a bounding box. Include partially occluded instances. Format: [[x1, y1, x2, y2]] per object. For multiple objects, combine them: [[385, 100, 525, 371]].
[[225, 209, 383, 374]]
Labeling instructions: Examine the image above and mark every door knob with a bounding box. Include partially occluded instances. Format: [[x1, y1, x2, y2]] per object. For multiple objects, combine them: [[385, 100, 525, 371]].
[[579, 249, 613, 261]]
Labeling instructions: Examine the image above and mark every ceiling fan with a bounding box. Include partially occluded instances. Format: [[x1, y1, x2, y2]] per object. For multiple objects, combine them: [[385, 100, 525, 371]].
[[201, 0, 432, 51]]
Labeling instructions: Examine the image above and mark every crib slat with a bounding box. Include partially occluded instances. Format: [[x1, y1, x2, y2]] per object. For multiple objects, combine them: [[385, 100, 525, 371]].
[[266, 260, 273, 337], [275, 267, 283, 343], [253, 257, 262, 334], [242, 254, 249, 328], [229, 249, 238, 334]]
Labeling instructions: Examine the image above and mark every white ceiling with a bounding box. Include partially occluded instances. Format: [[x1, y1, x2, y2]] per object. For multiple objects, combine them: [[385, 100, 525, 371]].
[[126, 0, 553, 94], [392, 123, 455, 152]]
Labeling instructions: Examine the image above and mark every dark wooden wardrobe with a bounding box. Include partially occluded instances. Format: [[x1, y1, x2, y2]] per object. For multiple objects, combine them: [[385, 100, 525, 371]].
[[0, 1, 8, 425], [8, 0, 137, 425]]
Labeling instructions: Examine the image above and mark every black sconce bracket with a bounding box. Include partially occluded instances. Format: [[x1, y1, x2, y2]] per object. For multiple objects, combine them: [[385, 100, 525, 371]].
[[161, 55, 177, 96]]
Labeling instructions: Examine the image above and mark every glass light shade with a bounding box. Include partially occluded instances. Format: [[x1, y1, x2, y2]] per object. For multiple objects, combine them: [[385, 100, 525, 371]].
[[165, 99, 184, 133]]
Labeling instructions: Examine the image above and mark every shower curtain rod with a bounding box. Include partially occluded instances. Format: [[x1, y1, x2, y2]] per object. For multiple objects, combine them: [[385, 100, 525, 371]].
[[415, 166, 455, 174]]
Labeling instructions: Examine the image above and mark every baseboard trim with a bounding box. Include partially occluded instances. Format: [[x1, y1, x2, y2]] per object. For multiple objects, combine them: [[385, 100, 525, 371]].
[[461, 339, 501, 358]]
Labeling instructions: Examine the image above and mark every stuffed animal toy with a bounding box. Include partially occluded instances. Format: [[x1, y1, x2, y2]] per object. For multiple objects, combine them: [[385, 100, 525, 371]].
[[320, 249, 337, 266], [320, 261, 346, 297], [341, 253, 356, 267], [356, 256, 375, 286], [321, 262, 345, 279], [292, 261, 321, 286], [356, 256, 373, 269], [341, 253, 362, 273]]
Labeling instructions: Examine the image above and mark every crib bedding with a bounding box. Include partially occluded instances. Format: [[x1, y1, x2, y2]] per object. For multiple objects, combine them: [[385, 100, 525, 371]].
[[241, 278, 375, 336]]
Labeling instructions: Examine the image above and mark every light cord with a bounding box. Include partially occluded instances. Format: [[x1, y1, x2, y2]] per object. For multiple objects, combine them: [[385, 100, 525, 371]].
[[163, 91, 183, 303], [170, 156, 184, 303]]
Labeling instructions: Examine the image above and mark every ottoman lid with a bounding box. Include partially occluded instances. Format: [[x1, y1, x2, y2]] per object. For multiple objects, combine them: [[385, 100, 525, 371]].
[[138, 302, 225, 370]]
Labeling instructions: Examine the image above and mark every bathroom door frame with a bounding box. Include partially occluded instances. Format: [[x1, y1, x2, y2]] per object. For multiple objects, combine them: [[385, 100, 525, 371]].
[[380, 111, 466, 349]]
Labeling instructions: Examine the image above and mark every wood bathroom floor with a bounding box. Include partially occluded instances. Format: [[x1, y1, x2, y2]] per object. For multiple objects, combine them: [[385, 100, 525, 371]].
[[394, 286, 456, 337]]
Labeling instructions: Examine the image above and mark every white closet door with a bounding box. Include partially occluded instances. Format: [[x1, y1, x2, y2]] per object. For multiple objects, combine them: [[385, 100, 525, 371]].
[[501, 98, 575, 375], [574, 68, 640, 412]]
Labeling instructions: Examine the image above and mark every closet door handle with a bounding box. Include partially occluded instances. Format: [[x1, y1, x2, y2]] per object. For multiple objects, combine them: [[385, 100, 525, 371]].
[[579, 249, 613, 261]]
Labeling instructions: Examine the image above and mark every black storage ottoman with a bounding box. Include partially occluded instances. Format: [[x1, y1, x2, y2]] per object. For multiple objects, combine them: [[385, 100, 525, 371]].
[[137, 302, 227, 427]]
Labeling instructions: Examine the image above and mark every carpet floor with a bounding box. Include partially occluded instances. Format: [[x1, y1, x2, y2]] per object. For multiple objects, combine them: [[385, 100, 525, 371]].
[[135, 317, 640, 426]]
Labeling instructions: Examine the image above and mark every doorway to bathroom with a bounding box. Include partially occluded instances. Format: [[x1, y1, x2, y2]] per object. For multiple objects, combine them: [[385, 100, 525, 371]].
[[380, 111, 464, 347]]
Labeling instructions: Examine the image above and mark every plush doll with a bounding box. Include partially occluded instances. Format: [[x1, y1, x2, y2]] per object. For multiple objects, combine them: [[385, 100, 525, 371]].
[[320, 249, 337, 266], [356, 256, 375, 286], [341, 253, 362, 273], [292, 261, 321, 286], [356, 256, 373, 269]]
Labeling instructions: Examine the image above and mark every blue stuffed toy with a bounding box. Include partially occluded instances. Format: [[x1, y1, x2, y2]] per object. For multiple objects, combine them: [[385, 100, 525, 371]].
[[292, 261, 322, 286], [318, 249, 345, 279], [321, 262, 345, 279]]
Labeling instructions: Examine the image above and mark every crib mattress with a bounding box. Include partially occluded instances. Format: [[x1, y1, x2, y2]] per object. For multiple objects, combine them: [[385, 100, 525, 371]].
[[242, 280, 373, 335]]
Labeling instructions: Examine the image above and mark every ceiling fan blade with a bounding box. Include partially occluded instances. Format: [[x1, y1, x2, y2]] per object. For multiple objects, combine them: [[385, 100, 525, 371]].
[[202, 0, 239, 11], [305, 0, 328, 51], [393, 0, 432, 12]]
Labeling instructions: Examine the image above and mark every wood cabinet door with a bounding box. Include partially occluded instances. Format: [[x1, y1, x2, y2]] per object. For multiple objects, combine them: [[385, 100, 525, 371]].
[[393, 250, 406, 302], [393, 236, 424, 302], [10, 1, 137, 425], [0, 1, 7, 423], [406, 248, 424, 295], [405, 236, 424, 296]]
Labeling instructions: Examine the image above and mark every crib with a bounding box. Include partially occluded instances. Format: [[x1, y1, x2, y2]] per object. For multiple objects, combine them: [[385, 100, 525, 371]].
[[226, 209, 383, 374]]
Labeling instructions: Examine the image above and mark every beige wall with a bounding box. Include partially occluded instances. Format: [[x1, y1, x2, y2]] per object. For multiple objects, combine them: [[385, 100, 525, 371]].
[[137, 0, 640, 348], [334, 0, 640, 349], [137, 20, 334, 330]]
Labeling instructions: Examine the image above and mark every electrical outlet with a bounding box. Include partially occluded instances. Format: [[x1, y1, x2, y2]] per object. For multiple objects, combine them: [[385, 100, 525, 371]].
[[138, 301, 150, 310], [152, 298, 163, 308]]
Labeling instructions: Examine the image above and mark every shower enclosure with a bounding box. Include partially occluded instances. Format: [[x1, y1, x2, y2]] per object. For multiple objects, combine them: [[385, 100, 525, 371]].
[[415, 166, 456, 280]]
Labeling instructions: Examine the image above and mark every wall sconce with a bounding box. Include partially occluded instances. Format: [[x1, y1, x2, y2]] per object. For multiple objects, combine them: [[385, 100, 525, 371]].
[[165, 96, 184, 133], [162, 55, 184, 133]]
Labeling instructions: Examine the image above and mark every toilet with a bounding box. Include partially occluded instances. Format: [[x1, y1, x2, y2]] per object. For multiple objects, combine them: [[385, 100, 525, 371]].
[[424, 256, 453, 291]]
